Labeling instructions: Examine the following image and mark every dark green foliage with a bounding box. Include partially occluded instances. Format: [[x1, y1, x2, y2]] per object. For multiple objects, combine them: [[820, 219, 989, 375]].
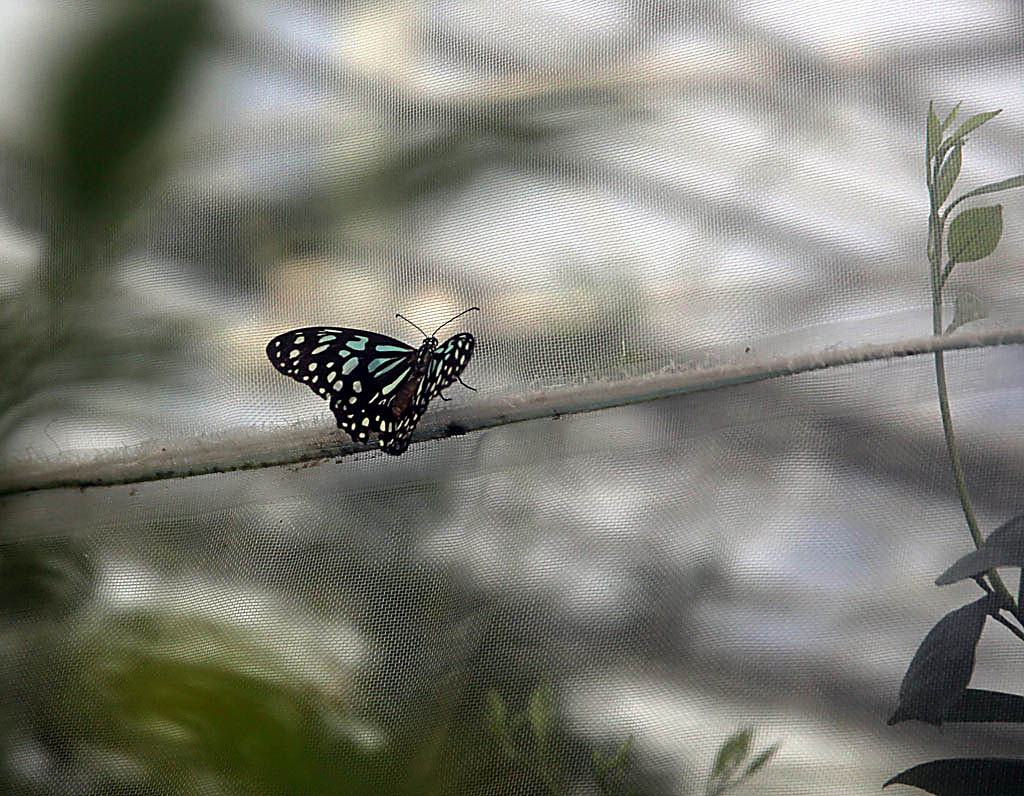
[[50, 0, 213, 216], [884, 758, 1024, 794], [937, 513, 1024, 586], [887, 595, 998, 726]]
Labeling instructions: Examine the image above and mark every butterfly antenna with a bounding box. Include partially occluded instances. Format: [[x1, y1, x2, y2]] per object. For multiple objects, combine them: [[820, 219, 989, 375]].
[[431, 306, 480, 336], [395, 313, 428, 338]]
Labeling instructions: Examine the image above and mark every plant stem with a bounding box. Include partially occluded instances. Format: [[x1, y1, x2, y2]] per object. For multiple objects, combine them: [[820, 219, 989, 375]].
[[928, 155, 1016, 612]]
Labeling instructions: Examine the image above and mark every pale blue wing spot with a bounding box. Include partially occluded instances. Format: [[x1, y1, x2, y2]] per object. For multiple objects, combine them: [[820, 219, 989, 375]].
[[311, 344, 330, 354], [346, 336, 368, 351], [381, 367, 411, 395], [375, 344, 412, 353], [369, 357, 407, 377], [341, 358, 359, 375]]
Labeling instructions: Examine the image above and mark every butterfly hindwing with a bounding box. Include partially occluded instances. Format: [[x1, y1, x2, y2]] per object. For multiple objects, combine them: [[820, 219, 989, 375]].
[[425, 333, 475, 400], [266, 324, 475, 456]]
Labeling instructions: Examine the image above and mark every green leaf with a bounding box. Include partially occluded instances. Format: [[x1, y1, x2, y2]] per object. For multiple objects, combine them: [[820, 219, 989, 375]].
[[485, 691, 507, 736], [712, 728, 752, 779], [944, 290, 986, 335], [743, 743, 780, 778], [887, 594, 998, 725], [947, 205, 1003, 263], [951, 175, 1024, 206], [612, 736, 634, 768], [51, 0, 211, 214], [950, 109, 1002, 143], [884, 758, 1024, 794], [528, 682, 554, 745], [927, 102, 941, 162], [936, 513, 1024, 585], [935, 143, 962, 206], [940, 101, 962, 132]]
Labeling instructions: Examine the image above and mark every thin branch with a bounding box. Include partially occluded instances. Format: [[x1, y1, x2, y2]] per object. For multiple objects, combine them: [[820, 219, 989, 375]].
[[927, 131, 1016, 613], [2, 328, 1024, 497]]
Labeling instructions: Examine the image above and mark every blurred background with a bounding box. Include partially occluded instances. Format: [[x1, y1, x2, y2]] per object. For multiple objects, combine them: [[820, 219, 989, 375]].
[[2, 0, 1024, 792]]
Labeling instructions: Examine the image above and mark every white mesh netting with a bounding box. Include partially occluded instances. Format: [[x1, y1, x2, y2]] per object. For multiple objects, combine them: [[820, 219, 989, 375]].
[[2, 2, 1024, 794]]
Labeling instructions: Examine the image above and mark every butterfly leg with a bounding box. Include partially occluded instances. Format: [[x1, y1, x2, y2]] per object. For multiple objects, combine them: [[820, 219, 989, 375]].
[[456, 376, 477, 392]]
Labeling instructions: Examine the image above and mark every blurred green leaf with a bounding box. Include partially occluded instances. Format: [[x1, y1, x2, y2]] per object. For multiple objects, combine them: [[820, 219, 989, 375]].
[[934, 143, 961, 206], [612, 736, 634, 768], [485, 690, 507, 737], [51, 0, 212, 214], [706, 728, 778, 795], [743, 742, 780, 777], [48, 609, 447, 795], [0, 292, 198, 448], [947, 205, 1002, 263], [711, 728, 751, 779], [593, 735, 635, 795], [0, 538, 94, 620], [528, 681, 554, 745]]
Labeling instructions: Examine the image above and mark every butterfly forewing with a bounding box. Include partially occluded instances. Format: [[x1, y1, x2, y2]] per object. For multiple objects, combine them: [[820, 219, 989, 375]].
[[266, 323, 475, 456]]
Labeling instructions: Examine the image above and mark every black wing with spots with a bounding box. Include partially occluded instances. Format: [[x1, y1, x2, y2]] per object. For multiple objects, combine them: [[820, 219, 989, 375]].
[[266, 326, 416, 446]]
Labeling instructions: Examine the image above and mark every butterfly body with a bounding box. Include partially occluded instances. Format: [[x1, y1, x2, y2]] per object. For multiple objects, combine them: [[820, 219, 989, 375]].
[[266, 318, 475, 456]]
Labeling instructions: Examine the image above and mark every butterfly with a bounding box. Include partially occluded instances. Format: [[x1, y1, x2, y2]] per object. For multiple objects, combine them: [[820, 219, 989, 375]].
[[266, 307, 478, 456]]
